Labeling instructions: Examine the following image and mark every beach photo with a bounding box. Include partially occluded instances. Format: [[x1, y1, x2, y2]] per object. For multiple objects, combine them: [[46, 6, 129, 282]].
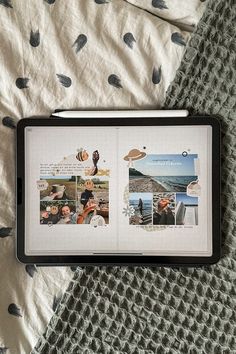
[[176, 193, 198, 225], [40, 176, 76, 201], [77, 177, 109, 224], [129, 193, 152, 225], [153, 193, 176, 225], [129, 154, 198, 193], [40, 201, 77, 225]]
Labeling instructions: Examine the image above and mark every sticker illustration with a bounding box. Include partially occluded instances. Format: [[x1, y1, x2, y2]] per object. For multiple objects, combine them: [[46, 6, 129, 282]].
[[187, 180, 201, 197], [124, 148, 146, 167], [76, 148, 89, 161]]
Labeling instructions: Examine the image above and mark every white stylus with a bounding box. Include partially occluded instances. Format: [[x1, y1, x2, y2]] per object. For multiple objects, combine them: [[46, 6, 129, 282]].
[[51, 110, 189, 118]]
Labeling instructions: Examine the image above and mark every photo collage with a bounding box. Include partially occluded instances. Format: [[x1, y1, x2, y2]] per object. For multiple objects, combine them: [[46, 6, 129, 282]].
[[128, 153, 199, 226], [39, 149, 109, 226]]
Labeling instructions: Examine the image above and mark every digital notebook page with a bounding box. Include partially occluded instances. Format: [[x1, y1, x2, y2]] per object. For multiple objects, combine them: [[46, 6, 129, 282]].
[[24, 125, 212, 256]]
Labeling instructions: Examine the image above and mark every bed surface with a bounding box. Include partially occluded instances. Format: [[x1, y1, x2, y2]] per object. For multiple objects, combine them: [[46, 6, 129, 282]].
[[0, 0, 206, 353]]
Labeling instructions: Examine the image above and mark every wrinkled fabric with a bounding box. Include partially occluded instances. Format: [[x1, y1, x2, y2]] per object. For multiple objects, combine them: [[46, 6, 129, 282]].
[[126, 0, 206, 28], [0, 0, 206, 353]]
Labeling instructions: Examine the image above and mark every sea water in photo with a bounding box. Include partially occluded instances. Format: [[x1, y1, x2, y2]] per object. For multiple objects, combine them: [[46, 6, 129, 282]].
[[129, 193, 152, 225], [132, 154, 199, 192], [152, 176, 198, 192]]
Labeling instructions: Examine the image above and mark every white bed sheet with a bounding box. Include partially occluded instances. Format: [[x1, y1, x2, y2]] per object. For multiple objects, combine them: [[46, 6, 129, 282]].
[[0, 0, 206, 353]]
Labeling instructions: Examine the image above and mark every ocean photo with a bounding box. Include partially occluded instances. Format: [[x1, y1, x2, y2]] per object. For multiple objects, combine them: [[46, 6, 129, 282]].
[[152, 176, 198, 192], [129, 193, 152, 225], [129, 175, 167, 193], [129, 153, 198, 193]]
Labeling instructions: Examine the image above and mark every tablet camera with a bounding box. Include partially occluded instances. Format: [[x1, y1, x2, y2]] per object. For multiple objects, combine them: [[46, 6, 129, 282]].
[[182, 151, 188, 157]]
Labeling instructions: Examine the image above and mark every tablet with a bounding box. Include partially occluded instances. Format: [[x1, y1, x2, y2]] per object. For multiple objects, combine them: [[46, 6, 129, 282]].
[[16, 116, 221, 265]]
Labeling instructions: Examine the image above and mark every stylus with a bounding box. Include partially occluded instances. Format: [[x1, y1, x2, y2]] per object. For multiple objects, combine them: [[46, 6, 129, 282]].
[[51, 110, 189, 118]]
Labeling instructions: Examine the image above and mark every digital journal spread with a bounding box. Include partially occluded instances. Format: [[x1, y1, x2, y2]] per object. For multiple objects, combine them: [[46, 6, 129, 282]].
[[24, 125, 212, 257]]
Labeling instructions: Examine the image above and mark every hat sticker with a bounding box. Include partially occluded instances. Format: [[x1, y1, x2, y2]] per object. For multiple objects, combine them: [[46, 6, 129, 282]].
[[123, 148, 146, 167]]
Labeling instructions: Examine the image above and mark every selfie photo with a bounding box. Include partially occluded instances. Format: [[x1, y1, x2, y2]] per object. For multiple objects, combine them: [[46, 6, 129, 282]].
[[40, 201, 77, 225]]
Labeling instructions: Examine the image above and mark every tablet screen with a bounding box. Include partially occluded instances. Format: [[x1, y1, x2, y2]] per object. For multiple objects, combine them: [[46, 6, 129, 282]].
[[24, 125, 212, 257]]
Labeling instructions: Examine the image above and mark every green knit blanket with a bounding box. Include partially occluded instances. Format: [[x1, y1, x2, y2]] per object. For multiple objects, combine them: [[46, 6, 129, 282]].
[[32, 0, 236, 353]]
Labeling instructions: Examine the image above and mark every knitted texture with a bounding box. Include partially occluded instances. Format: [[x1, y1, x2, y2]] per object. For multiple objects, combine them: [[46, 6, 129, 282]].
[[32, 0, 236, 353]]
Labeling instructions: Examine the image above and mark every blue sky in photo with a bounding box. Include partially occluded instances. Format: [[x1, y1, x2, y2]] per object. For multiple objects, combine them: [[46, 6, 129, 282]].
[[134, 154, 198, 176], [176, 193, 198, 205], [129, 193, 153, 201]]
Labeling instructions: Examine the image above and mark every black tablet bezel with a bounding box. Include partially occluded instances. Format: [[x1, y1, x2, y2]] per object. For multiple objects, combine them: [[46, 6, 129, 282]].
[[16, 116, 221, 266]]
